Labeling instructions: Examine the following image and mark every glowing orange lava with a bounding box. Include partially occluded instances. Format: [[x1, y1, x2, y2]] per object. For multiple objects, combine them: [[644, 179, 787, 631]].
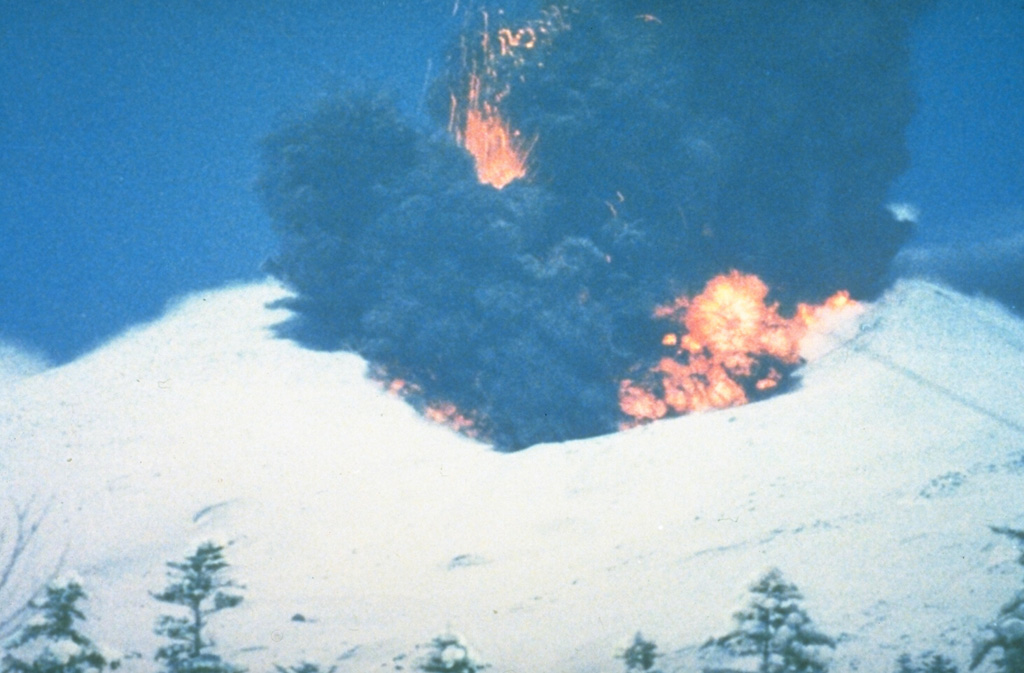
[[424, 402, 480, 436], [450, 72, 532, 189], [448, 8, 566, 189], [619, 271, 857, 425], [377, 370, 485, 440]]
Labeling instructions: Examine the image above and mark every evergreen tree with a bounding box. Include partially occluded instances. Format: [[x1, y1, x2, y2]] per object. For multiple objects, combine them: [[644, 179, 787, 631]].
[[275, 663, 336, 673], [706, 568, 835, 673], [417, 634, 487, 673], [897, 652, 958, 673], [152, 541, 244, 673], [990, 527, 1024, 566], [971, 527, 1024, 673], [2, 573, 120, 673], [618, 632, 660, 672]]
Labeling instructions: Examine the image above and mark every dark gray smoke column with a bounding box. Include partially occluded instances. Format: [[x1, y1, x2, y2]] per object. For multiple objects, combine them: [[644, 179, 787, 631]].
[[258, 0, 932, 450]]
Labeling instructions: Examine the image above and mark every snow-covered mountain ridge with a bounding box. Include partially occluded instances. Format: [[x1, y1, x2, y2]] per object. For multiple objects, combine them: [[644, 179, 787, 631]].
[[2, 279, 1023, 673]]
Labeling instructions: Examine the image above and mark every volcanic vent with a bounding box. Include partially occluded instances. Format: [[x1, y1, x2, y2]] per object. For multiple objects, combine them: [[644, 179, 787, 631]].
[[258, 0, 929, 450]]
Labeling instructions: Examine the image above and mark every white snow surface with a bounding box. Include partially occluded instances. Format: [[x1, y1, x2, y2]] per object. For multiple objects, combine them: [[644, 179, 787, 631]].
[[2, 278, 1024, 673], [0, 341, 51, 385]]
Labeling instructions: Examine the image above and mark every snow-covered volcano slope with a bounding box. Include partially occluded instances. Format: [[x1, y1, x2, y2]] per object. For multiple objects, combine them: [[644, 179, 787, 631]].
[[2, 279, 1024, 673]]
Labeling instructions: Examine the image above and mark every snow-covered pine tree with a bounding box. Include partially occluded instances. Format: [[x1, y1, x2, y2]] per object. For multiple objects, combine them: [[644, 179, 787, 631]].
[[970, 526, 1024, 673], [897, 652, 959, 673], [706, 568, 835, 673], [1, 573, 121, 673], [152, 541, 244, 673], [417, 634, 487, 673], [274, 662, 336, 673], [618, 632, 660, 672], [990, 527, 1024, 566]]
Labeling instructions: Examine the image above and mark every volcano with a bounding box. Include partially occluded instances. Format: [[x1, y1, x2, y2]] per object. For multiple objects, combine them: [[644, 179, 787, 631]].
[[2, 278, 1024, 673], [257, 0, 931, 449]]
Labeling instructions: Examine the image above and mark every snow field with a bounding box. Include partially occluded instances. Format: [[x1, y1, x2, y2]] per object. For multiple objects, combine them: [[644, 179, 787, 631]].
[[2, 279, 1023, 673]]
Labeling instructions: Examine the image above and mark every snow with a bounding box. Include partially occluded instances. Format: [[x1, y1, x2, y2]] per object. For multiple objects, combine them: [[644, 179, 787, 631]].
[[0, 341, 50, 385], [51, 572, 85, 591], [2, 278, 1024, 673], [48, 638, 82, 665]]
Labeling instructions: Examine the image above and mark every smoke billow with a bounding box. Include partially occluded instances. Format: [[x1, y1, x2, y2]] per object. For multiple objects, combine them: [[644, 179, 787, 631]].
[[258, 0, 931, 449]]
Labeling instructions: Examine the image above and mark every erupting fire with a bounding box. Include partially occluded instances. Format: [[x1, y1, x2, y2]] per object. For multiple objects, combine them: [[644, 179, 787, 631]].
[[450, 72, 532, 189], [448, 9, 566, 188], [619, 271, 857, 425], [424, 402, 480, 436], [378, 372, 486, 440]]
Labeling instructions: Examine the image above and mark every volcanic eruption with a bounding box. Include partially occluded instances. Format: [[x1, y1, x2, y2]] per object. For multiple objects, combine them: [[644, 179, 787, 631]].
[[258, 0, 930, 449]]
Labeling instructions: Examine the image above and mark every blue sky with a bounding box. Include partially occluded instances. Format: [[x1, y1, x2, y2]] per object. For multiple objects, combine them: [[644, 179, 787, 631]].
[[892, 1, 1024, 241], [1, 0, 1022, 364]]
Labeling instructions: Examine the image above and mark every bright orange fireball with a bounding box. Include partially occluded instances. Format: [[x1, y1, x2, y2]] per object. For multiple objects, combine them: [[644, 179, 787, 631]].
[[619, 271, 856, 425]]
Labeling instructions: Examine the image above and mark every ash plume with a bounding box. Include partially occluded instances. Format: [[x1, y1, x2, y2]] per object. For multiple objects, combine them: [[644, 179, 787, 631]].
[[258, 0, 931, 449]]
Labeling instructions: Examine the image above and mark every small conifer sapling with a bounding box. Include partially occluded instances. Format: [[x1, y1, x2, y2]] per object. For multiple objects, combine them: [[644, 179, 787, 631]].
[[618, 632, 660, 672], [417, 634, 486, 673], [275, 663, 336, 673], [1, 573, 121, 673], [897, 652, 959, 673], [971, 526, 1024, 673], [152, 541, 244, 673], [706, 568, 835, 673]]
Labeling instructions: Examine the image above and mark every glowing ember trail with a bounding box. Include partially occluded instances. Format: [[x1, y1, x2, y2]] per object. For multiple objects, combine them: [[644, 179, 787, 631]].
[[448, 9, 566, 188], [450, 72, 532, 189], [619, 271, 857, 425]]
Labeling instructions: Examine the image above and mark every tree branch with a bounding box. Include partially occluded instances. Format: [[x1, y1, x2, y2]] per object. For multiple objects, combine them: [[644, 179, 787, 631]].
[[0, 496, 65, 640]]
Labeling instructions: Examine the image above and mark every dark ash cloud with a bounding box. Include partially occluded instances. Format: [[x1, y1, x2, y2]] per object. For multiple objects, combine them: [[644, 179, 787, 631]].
[[258, 0, 931, 449]]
